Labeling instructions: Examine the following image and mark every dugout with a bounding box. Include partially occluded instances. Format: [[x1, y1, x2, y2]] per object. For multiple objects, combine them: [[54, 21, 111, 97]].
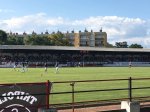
[[0, 45, 150, 67]]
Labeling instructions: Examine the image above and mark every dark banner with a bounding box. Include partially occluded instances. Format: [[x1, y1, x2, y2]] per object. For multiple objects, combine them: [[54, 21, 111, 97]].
[[0, 82, 51, 112]]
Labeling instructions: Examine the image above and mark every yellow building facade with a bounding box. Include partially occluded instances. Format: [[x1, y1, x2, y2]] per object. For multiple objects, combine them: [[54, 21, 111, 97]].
[[65, 29, 107, 47]]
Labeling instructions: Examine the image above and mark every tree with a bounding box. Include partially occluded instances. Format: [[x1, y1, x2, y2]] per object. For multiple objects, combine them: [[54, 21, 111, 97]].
[[129, 43, 143, 48], [0, 30, 7, 44], [106, 42, 115, 48], [115, 41, 128, 48], [6, 35, 24, 45], [24, 35, 52, 45], [50, 33, 70, 46], [24, 35, 34, 45]]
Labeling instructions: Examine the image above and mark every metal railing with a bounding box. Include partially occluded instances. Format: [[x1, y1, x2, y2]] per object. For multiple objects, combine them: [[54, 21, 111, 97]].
[[1, 77, 150, 111], [50, 77, 150, 111]]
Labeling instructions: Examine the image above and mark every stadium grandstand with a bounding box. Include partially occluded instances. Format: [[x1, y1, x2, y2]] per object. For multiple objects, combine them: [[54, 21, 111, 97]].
[[0, 45, 150, 67]]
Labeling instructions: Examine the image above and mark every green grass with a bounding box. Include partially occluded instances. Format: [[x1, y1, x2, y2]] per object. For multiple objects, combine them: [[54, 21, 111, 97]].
[[0, 67, 150, 104]]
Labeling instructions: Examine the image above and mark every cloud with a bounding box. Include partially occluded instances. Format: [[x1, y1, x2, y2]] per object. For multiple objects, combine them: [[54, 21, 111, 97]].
[[0, 13, 150, 47], [72, 16, 147, 37], [71, 16, 149, 47], [0, 9, 15, 13], [0, 13, 66, 33]]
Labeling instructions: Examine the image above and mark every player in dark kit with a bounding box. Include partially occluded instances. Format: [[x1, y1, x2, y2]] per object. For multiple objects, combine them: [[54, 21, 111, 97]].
[[41, 62, 48, 76], [21, 62, 25, 72], [129, 61, 132, 68]]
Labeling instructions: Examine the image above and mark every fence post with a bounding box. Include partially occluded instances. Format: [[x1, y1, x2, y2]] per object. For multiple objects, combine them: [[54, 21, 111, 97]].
[[70, 82, 75, 112], [128, 77, 132, 102], [46, 80, 50, 109]]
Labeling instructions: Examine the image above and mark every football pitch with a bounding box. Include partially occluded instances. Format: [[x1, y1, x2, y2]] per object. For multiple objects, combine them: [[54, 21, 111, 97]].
[[0, 67, 150, 104]]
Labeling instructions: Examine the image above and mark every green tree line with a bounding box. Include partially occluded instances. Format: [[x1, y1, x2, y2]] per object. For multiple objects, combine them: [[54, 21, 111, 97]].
[[0, 30, 143, 48], [0, 30, 72, 46]]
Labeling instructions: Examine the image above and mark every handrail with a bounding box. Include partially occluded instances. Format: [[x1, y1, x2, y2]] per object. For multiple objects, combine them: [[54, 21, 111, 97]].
[[50, 77, 150, 110], [52, 78, 128, 83], [1, 77, 150, 110]]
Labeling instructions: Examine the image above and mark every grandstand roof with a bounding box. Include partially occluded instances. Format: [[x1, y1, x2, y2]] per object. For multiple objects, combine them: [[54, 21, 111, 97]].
[[0, 45, 150, 52]]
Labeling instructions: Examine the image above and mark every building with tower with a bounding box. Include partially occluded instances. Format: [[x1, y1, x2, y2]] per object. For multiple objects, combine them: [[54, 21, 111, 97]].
[[65, 28, 107, 47]]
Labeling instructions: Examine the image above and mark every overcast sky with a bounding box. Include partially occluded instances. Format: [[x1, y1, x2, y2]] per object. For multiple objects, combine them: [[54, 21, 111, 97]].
[[0, 0, 150, 47]]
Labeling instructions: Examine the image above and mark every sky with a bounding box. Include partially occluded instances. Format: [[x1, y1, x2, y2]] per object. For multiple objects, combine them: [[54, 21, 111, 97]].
[[0, 0, 150, 47]]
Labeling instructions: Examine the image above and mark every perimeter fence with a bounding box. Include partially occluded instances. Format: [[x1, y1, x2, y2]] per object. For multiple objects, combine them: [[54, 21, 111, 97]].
[[1, 77, 150, 111], [50, 77, 150, 111]]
